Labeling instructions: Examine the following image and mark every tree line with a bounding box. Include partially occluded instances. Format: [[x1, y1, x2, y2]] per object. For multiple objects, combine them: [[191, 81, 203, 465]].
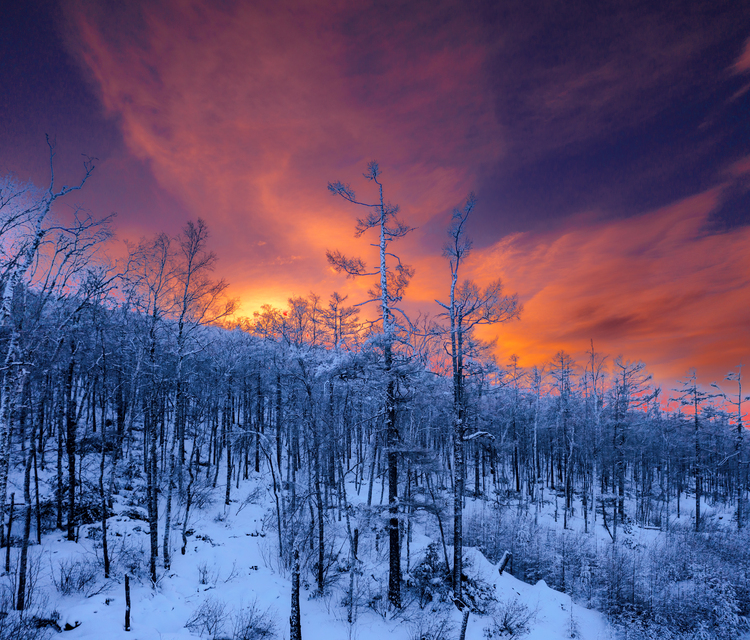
[[0, 151, 747, 637]]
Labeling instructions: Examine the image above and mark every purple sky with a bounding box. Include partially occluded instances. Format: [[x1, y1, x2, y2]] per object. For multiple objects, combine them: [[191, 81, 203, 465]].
[[2, 0, 749, 387]]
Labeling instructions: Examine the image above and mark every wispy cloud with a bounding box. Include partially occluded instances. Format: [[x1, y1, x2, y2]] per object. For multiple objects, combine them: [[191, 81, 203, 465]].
[[458, 187, 750, 384], [488, 2, 743, 161], [61, 0, 749, 386], [732, 37, 750, 75], [63, 0, 506, 300]]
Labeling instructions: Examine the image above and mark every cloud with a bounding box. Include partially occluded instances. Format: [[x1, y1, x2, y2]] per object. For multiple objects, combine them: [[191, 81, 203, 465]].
[[457, 187, 750, 385], [732, 37, 750, 75], [63, 0, 503, 292], [60, 0, 749, 389], [729, 37, 750, 99], [487, 2, 745, 161]]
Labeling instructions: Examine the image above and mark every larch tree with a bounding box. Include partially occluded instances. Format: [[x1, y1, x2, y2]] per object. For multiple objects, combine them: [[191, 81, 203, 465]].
[[584, 341, 607, 532], [712, 366, 749, 530], [327, 161, 413, 609], [675, 370, 716, 533], [321, 292, 359, 351], [435, 194, 520, 601], [609, 358, 652, 540]]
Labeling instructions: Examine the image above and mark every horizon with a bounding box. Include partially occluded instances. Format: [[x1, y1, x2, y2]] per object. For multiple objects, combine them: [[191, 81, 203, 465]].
[[2, 0, 749, 390]]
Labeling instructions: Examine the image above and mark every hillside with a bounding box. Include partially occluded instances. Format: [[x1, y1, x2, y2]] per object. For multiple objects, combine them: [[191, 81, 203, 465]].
[[2, 463, 616, 640]]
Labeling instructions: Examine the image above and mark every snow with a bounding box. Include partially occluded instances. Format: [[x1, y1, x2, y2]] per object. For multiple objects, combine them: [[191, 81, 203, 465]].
[[8, 474, 617, 640]]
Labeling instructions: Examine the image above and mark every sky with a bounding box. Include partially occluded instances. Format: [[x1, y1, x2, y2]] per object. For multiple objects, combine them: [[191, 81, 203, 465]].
[[2, 0, 749, 390]]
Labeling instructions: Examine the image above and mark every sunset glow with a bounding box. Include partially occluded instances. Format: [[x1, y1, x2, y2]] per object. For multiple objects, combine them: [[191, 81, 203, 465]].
[[3, 0, 749, 387]]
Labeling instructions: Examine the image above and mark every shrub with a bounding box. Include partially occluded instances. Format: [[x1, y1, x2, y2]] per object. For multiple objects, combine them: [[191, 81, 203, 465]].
[[0, 571, 57, 640], [410, 543, 450, 608], [230, 599, 276, 640], [483, 599, 535, 639], [465, 505, 750, 637], [187, 475, 216, 510], [0, 611, 57, 640], [185, 598, 227, 638], [108, 538, 148, 582], [197, 560, 220, 585], [408, 611, 455, 640], [52, 557, 99, 596]]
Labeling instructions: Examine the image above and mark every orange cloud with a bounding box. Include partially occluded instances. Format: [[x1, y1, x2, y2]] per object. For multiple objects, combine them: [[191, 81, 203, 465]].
[[65, 0, 501, 297], [454, 188, 750, 387], [62, 0, 749, 390]]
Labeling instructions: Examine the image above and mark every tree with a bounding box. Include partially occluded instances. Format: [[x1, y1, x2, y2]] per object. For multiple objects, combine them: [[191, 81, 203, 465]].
[[675, 370, 716, 533], [435, 194, 520, 599], [0, 140, 95, 540], [550, 351, 576, 530], [582, 341, 607, 533], [607, 358, 652, 540], [164, 219, 234, 570], [124, 232, 175, 585], [3, 213, 111, 608], [290, 549, 302, 640], [321, 292, 359, 350], [712, 366, 749, 530], [327, 161, 413, 608]]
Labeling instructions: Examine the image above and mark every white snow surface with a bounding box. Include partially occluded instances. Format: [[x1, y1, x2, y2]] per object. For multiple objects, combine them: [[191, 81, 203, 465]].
[[16, 476, 616, 640]]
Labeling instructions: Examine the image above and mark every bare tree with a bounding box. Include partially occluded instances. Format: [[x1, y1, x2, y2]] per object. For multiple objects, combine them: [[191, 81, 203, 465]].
[[124, 232, 176, 585], [7, 220, 112, 607], [0, 140, 95, 535], [321, 292, 359, 350], [584, 341, 607, 533], [163, 219, 234, 570], [435, 194, 520, 599], [712, 367, 749, 530], [675, 370, 716, 533], [609, 358, 653, 539], [550, 351, 575, 530], [327, 161, 413, 608]]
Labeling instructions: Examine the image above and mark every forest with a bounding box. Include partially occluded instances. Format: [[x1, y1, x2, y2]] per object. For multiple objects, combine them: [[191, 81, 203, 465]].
[[0, 151, 748, 640]]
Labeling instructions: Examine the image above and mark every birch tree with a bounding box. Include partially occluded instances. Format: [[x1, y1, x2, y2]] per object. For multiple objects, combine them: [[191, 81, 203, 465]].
[[124, 232, 176, 584], [163, 219, 234, 570], [0, 140, 94, 545]]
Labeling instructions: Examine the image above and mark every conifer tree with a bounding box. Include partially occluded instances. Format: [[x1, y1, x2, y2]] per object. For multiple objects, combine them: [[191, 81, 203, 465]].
[[327, 162, 413, 608]]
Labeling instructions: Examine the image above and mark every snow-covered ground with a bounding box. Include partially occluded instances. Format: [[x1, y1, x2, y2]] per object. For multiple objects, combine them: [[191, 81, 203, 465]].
[[2, 470, 621, 640]]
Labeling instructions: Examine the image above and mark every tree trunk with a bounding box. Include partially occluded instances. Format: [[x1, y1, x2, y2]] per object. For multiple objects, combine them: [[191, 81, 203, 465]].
[[147, 376, 159, 585], [386, 344, 401, 609], [162, 444, 176, 569], [66, 340, 77, 541], [695, 396, 701, 533], [452, 320, 465, 600], [16, 421, 34, 610], [5, 493, 14, 573], [181, 439, 198, 556], [315, 445, 325, 594], [290, 549, 302, 640], [125, 574, 131, 631], [458, 609, 470, 640]]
